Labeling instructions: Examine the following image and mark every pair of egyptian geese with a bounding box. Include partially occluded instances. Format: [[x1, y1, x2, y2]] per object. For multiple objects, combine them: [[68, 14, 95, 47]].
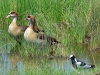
[[6, 11, 60, 46]]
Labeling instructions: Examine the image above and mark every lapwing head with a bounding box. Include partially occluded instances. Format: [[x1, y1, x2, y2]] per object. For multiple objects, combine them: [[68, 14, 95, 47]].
[[68, 54, 76, 60], [6, 11, 17, 18]]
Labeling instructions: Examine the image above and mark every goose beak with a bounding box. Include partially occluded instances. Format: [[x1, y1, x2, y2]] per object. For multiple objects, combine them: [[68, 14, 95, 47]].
[[6, 14, 11, 18], [24, 18, 28, 20]]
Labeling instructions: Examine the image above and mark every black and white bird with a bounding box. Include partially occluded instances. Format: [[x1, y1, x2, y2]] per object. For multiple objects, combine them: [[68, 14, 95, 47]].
[[68, 54, 95, 69]]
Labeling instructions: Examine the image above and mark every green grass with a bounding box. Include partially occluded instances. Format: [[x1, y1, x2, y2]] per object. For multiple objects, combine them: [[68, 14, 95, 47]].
[[0, 0, 100, 75], [0, 0, 100, 56]]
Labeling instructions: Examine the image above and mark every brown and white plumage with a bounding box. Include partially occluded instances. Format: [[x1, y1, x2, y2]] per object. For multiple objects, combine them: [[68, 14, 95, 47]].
[[6, 11, 29, 36], [24, 15, 60, 46], [6, 11, 29, 45]]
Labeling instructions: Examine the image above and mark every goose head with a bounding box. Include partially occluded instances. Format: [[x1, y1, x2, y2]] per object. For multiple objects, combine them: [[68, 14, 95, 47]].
[[6, 11, 18, 18], [24, 15, 36, 25]]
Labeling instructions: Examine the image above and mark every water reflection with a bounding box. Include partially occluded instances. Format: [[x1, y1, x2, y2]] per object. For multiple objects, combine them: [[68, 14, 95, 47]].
[[51, 59, 75, 73], [0, 49, 12, 75], [0, 46, 99, 75], [17, 61, 25, 75], [0, 47, 23, 75]]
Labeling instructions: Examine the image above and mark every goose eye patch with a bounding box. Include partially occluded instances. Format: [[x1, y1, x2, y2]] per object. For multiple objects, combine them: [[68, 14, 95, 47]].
[[10, 12, 15, 14], [27, 15, 31, 18]]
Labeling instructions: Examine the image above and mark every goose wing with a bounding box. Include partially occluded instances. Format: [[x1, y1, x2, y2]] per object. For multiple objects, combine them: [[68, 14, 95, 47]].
[[19, 26, 28, 32]]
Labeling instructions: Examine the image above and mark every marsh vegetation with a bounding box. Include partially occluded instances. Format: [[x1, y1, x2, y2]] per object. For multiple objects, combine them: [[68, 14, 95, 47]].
[[0, 0, 100, 75]]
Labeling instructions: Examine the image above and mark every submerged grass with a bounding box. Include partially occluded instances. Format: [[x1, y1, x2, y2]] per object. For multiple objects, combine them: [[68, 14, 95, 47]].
[[0, 0, 100, 75]]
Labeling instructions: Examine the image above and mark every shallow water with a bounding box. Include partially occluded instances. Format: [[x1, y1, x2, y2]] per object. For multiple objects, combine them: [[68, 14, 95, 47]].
[[0, 44, 100, 75]]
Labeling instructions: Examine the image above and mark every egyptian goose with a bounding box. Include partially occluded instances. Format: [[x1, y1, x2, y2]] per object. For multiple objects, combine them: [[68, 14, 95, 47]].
[[68, 54, 95, 69], [24, 15, 60, 46], [6, 11, 28, 45]]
